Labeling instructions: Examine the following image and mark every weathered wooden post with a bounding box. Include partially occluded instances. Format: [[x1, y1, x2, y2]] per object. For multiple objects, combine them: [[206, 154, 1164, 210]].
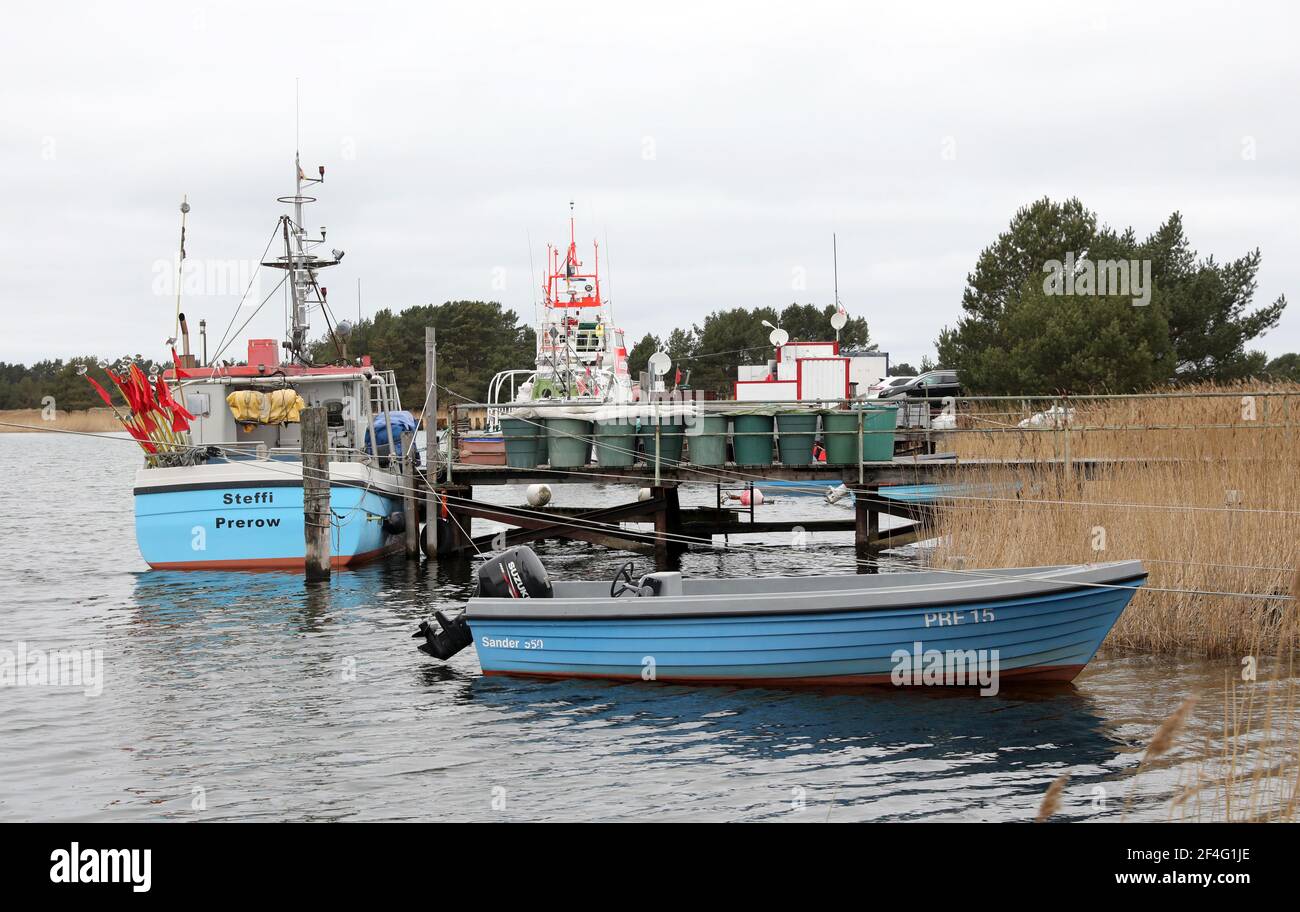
[[447, 404, 456, 484], [424, 326, 438, 558], [857, 406, 865, 486], [401, 430, 420, 559], [853, 484, 879, 575], [651, 485, 670, 570], [436, 484, 474, 557], [654, 418, 662, 487], [301, 406, 331, 581]]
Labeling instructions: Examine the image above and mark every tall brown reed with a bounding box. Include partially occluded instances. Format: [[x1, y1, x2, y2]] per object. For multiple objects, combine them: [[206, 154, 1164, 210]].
[[929, 384, 1300, 657]]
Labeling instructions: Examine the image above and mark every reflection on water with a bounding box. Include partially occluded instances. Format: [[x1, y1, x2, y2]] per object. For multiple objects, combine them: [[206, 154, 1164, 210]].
[[0, 432, 1289, 821]]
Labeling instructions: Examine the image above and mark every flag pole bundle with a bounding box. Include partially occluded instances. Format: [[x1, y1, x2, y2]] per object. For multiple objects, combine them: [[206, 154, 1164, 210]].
[[82, 359, 196, 461]]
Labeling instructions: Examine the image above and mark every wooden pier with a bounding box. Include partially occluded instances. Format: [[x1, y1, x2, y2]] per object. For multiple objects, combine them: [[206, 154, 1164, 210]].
[[419, 457, 1122, 572], [380, 338, 1146, 576]]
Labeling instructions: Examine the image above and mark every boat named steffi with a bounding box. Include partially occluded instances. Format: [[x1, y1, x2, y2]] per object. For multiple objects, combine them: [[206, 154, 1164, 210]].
[[93, 152, 413, 570]]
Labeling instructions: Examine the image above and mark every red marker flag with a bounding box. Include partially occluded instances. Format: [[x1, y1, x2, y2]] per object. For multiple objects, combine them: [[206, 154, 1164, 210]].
[[106, 369, 139, 413], [170, 347, 191, 379], [155, 375, 194, 433], [125, 423, 158, 454], [84, 373, 115, 409], [129, 364, 157, 411], [111, 366, 156, 434]]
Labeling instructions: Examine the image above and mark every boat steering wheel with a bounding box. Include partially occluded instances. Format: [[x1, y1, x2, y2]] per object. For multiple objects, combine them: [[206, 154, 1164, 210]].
[[611, 560, 640, 598]]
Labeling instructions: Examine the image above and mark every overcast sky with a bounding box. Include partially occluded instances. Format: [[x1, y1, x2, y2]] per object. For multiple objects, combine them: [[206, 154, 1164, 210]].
[[2, 1, 1296, 372]]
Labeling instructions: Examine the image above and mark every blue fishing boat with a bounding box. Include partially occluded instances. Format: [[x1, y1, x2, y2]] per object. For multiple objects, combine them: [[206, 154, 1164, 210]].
[[414, 547, 1147, 688], [122, 148, 414, 570]]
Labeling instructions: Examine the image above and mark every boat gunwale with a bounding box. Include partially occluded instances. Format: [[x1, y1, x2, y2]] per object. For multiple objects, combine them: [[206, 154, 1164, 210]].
[[465, 562, 1147, 621]]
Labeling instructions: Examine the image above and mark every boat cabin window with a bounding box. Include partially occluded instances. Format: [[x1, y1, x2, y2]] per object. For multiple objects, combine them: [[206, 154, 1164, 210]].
[[325, 399, 346, 427]]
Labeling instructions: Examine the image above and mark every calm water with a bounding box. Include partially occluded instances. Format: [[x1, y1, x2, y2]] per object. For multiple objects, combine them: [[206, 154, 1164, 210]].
[[0, 432, 1281, 822]]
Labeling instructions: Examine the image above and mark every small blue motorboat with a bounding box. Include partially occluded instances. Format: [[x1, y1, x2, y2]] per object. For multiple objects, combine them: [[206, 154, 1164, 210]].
[[414, 548, 1146, 689]]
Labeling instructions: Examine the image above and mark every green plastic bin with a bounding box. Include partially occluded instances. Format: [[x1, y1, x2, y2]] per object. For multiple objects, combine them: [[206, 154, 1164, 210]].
[[860, 405, 898, 461], [731, 414, 774, 465], [638, 420, 685, 466], [684, 415, 728, 466], [594, 419, 637, 467], [500, 417, 542, 468], [822, 405, 897, 463], [545, 418, 594, 467], [776, 412, 819, 464]]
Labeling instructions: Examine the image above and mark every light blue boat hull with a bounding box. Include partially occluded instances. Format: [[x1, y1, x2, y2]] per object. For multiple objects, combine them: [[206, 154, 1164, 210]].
[[467, 571, 1144, 686], [135, 479, 401, 570]]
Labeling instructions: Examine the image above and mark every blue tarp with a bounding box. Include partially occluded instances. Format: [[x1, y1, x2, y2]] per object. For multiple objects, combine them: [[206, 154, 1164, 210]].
[[365, 411, 420, 460]]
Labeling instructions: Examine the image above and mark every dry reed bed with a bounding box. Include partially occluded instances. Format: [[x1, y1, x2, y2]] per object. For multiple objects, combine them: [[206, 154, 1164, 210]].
[[930, 384, 1300, 658], [0, 408, 123, 433]]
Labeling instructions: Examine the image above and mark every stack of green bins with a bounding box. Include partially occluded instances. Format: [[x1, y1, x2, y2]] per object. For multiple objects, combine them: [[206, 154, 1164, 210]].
[[775, 412, 819, 464], [730, 414, 774, 465], [545, 418, 594, 467], [684, 415, 728, 466], [500, 417, 543, 468], [593, 418, 636, 467]]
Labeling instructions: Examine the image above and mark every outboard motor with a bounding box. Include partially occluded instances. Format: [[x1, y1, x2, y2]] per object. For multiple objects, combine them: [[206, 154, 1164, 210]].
[[412, 610, 473, 660], [413, 547, 552, 661], [474, 546, 553, 599]]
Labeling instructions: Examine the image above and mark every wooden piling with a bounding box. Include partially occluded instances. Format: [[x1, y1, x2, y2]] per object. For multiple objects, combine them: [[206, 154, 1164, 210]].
[[401, 430, 420, 558], [651, 485, 685, 571], [423, 326, 438, 558], [651, 485, 669, 568], [437, 484, 473, 557], [854, 485, 879, 574], [301, 406, 331, 581]]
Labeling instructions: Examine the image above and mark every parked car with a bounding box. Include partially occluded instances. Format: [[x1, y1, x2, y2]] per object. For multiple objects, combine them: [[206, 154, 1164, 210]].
[[876, 370, 962, 400], [865, 375, 915, 398]]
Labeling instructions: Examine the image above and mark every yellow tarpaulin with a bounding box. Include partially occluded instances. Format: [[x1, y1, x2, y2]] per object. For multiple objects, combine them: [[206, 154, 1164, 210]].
[[226, 390, 264, 422], [226, 388, 305, 424], [266, 388, 306, 424]]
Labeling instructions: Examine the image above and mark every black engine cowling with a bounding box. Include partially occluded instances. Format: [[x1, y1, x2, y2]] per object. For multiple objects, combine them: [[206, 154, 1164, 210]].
[[474, 546, 553, 599]]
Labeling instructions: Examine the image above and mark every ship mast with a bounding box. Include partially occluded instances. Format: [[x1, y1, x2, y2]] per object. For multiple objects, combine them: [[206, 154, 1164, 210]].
[[263, 151, 342, 364]]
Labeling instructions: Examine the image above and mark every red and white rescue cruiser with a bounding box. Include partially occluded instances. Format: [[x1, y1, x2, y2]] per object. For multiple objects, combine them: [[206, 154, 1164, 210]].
[[460, 205, 633, 465]]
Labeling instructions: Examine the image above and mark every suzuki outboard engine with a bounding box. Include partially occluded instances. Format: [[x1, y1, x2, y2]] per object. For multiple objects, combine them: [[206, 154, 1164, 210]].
[[413, 547, 552, 661], [474, 546, 553, 599], [413, 610, 473, 660]]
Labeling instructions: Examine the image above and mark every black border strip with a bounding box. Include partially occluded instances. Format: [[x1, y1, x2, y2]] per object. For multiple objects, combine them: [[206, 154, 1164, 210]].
[[133, 478, 376, 495]]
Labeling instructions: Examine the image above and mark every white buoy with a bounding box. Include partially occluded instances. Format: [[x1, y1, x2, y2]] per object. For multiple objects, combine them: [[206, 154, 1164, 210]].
[[637, 487, 654, 502], [525, 483, 552, 507], [825, 483, 851, 505]]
